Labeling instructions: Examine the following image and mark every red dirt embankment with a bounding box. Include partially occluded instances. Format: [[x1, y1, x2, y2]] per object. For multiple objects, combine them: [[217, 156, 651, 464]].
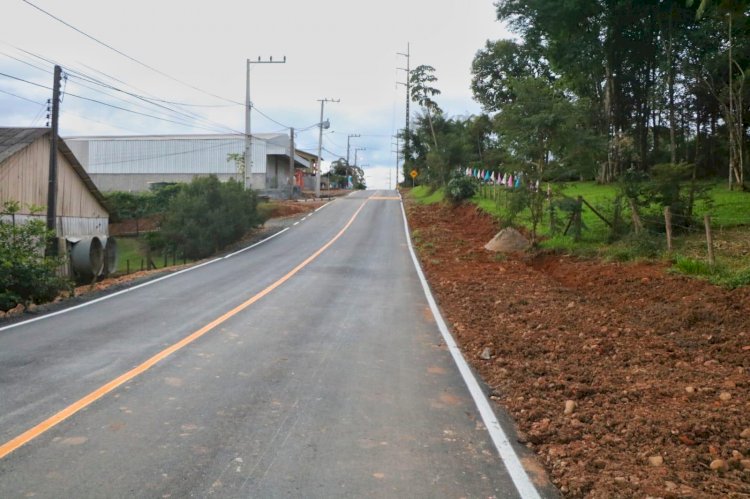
[[405, 198, 750, 498]]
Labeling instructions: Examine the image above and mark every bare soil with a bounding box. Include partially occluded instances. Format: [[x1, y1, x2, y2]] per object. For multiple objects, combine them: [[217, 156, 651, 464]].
[[404, 197, 750, 498]]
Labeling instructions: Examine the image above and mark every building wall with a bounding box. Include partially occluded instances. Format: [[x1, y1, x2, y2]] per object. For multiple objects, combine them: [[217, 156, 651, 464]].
[[0, 213, 107, 238], [0, 136, 108, 223], [89, 173, 238, 192], [67, 136, 256, 174]]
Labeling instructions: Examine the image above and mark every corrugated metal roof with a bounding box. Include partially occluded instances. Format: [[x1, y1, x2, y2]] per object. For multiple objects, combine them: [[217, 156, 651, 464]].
[[0, 127, 49, 164]]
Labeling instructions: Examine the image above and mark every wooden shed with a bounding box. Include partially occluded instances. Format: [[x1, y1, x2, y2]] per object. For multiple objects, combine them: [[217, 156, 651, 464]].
[[0, 127, 111, 276]]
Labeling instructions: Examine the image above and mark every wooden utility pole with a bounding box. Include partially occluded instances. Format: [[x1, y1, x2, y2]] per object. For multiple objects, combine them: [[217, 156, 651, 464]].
[[46, 65, 62, 257]]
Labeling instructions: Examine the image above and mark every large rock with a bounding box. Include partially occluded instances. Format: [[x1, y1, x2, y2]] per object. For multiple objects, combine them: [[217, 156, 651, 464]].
[[484, 227, 530, 253]]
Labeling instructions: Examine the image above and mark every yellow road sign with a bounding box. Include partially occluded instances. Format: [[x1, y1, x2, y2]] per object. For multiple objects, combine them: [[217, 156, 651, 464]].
[[410, 169, 418, 179]]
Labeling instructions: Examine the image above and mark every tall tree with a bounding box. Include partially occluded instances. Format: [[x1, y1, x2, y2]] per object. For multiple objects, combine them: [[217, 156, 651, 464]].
[[410, 65, 442, 149]]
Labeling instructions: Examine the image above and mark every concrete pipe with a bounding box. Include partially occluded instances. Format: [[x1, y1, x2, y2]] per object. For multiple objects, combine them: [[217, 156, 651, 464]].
[[70, 236, 104, 279], [100, 236, 118, 276]]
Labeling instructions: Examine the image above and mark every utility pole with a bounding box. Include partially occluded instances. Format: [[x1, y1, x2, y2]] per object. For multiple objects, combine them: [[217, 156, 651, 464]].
[[289, 127, 295, 199], [397, 43, 411, 165], [245, 56, 286, 190], [346, 133, 360, 166], [316, 98, 339, 197], [354, 147, 366, 167], [46, 65, 62, 257], [353, 147, 366, 189]]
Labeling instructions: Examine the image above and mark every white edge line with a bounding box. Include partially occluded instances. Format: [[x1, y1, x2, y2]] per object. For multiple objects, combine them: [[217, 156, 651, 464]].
[[314, 200, 333, 212], [0, 227, 291, 333], [301, 217, 307, 221], [223, 227, 289, 259], [293, 222, 299, 226], [398, 195, 542, 499]]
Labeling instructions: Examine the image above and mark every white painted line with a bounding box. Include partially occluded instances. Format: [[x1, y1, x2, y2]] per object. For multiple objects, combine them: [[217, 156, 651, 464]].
[[399, 197, 542, 499], [315, 200, 333, 212], [0, 227, 291, 333], [301, 217, 307, 221], [222, 227, 289, 259], [293, 222, 299, 226]]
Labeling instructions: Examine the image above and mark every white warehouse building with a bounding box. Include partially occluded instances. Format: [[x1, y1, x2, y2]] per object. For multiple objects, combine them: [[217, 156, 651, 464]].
[[65, 133, 314, 193]]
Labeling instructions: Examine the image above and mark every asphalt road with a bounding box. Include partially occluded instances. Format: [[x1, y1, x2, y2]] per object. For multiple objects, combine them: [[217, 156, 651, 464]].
[[0, 190, 547, 498]]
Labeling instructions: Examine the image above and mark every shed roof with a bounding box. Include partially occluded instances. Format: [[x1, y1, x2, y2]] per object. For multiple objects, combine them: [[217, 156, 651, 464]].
[[0, 127, 48, 164], [0, 127, 110, 213]]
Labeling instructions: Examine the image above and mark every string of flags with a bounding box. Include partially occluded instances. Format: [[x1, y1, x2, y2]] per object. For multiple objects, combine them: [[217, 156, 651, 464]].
[[462, 167, 540, 190]]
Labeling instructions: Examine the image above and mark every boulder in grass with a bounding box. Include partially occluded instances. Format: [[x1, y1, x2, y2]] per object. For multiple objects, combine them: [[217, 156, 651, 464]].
[[484, 228, 530, 253]]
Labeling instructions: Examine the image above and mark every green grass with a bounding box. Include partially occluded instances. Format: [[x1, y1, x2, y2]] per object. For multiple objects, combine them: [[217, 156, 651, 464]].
[[471, 181, 750, 285], [694, 184, 750, 228], [114, 236, 186, 274], [115, 237, 145, 273], [410, 185, 445, 204]]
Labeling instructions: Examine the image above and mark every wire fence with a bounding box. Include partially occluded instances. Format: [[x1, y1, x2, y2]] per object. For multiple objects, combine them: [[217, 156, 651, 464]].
[[475, 183, 750, 265]]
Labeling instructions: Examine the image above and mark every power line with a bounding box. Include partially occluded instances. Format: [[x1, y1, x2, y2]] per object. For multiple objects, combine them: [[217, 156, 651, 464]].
[[65, 72, 244, 134], [0, 51, 53, 75], [11, 47, 244, 134], [0, 70, 49, 90], [73, 63, 238, 108], [0, 70, 242, 133], [252, 105, 293, 129], [21, 0, 243, 106], [0, 87, 44, 105]]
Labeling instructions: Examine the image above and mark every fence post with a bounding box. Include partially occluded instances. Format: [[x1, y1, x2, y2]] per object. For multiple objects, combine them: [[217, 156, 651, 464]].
[[704, 215, 715, 267], [573, 196, 583, 241], [126, 259, 130, 275], [628, 198, 643, 235], [664, 207, 673, 254]]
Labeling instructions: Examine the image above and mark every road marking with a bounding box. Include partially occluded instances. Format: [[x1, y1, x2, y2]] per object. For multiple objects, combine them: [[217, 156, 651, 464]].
[[0, 200, 370, 460], [0, 228, 291, 334], [293, 222, 299, 226], [398, 196, 542, 499], [369, 196, 400, 200], [223, 227, 289, 259]]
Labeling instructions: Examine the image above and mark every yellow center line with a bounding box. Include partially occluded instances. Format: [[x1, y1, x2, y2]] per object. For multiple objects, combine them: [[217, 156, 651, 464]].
[[0, 198, 371, 460]]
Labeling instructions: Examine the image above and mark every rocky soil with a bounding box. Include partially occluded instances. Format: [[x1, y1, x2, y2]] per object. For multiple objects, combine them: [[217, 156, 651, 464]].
[[405, 197, 750, 498]]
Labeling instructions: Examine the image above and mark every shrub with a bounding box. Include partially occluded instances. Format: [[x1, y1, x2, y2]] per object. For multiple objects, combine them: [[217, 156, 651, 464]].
[[154, 176, 261, 260], [445, 175, 479, 204], [0, 202, 71, 311]]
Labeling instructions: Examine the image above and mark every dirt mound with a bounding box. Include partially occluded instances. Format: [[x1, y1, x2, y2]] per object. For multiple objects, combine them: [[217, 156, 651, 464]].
[[485, 227, 530, 252], [405, 199, 750, 498]]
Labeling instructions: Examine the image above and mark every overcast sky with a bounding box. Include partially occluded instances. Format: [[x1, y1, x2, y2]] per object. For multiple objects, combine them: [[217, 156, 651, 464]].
[[1, 0, 510, 189]]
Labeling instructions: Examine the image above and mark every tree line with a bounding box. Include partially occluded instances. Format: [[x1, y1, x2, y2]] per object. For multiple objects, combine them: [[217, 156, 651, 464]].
[[402, 0, 750, 190]]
